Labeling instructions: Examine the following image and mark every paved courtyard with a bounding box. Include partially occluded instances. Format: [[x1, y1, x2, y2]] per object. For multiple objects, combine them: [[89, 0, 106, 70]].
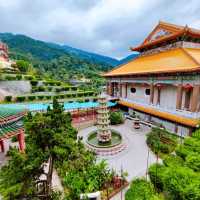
[[78, 119, 157, 182]]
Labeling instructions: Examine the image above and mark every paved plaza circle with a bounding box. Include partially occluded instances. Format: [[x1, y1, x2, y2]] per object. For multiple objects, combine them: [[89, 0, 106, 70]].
[[78, 119, 157, 181]]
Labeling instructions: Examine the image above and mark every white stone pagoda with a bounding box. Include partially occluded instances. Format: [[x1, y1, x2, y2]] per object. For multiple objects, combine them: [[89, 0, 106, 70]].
[[97, 94, 111, 143]]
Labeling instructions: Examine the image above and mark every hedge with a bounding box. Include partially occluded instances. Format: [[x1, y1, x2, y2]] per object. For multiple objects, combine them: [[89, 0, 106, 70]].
[[4, 96, 12, 102], [16, 96, 26, 102], [28, 96, 36, 101], [43, 81, 61, 86], [24, 75, 33, 80], [30, 80, 38, 86], [16, 74, 22, 80]]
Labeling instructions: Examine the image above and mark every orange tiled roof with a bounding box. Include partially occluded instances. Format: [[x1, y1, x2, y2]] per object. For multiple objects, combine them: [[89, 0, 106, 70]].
[[118, 100, 199, 128], [104, 48, 200, 77], [131, 21, 200, 51]]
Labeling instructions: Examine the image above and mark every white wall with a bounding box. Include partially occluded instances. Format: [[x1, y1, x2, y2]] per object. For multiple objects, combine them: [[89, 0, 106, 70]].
[[160, 86, 177, 109], [127, 85, 150, 104]]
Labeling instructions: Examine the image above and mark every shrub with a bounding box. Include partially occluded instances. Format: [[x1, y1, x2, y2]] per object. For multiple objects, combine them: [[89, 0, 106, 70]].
[[38, 95, 45, 100], [185, 152, 200, 172], [46, 96, 52, 100], [5, 75, 16, 80], [163, 166, 200, 200], [4, 96, 12, 102], [109, 111, 124, 125], [47, 87, 53, 92], [24, 75, 33, 80], [125, 178, 161, 200], [28, 96, 36, 101], [163, 154, 184, 167], [146, 128, 177, 155], [30, 80, 38, 86], [38, 86, 45, 92], [16, 74, 22, 80], [55, 88, 61, 93], [11, 136, 18, 142], [16, 96, 26, 102], [175, 146, 191, 160], [148, 163, 166, 191]]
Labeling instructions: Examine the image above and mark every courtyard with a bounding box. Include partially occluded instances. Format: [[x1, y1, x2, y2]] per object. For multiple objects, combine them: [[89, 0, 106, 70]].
[[78, 119, 157, 181]]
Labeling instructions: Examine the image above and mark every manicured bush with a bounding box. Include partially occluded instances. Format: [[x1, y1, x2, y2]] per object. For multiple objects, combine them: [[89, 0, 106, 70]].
[[16, 96, 26, 102], [46, 96, 52, 100], [30, 80, 38, 86], [4, 96, 12, 102], [59, 94, 65, 99], [38, 95, 45, 100], [125, 178, 161, 200], [16, 74, 22, 80], [24, 75, 33, 80], [28, 96, 36, 101], [5, 75, 16, 80], [38, 86, 45, 92], [109, 111, 125, 125], [47, 87, 53, 92], [55, 88, 61, 93]]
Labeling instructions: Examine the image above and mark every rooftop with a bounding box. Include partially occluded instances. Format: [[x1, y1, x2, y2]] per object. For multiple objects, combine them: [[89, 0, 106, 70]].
[[104, 48, 200, 77]]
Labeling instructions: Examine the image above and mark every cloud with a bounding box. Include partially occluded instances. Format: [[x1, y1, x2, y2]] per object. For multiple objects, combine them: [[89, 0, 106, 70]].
[[0, 0, 199, 58]]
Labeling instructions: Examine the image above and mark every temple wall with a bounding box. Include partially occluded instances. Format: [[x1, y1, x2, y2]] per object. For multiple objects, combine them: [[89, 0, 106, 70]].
[[127, 85, 150, 104], [160, 86, 177, 109]]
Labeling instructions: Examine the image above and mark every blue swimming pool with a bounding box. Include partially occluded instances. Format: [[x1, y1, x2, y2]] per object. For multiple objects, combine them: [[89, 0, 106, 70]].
[[0, 101, 116, 112]]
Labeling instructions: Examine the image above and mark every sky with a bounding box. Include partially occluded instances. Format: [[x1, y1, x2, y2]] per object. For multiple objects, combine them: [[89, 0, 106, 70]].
[[0, 0, 200, 59]]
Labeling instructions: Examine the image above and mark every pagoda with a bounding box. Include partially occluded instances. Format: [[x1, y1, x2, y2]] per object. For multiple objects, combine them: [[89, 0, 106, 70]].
[[97, 95, 111, 143]]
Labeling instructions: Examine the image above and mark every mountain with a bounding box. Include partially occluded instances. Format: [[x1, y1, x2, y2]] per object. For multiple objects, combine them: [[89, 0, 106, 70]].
[[118, 53, 139, 65], [0, 33, 119, 66]]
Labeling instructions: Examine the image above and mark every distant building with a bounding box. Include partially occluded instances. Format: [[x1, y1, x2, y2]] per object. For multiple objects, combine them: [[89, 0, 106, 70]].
[[104, 21, 200, 136], [0, 42, 9, 62], [0, 41, 16, 71]]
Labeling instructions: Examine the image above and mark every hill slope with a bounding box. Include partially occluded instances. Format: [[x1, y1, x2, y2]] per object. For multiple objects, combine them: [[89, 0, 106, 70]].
[[0, 33, 119, 66]]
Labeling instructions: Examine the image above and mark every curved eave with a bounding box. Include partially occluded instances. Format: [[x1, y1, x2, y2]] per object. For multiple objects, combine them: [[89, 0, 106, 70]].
[[118, 100, 199, 128], [131, 29, 200, 52]]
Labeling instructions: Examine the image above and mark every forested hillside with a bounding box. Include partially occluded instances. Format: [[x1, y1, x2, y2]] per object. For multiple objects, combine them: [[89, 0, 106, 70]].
[[0, 33, 118, 82]]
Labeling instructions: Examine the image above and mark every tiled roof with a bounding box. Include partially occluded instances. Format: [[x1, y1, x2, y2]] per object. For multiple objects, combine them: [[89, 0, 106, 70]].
[[104, 48, 200, 77]]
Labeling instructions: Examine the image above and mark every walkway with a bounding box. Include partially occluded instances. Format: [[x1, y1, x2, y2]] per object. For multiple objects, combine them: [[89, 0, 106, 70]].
[[78, 119, 157, 182]]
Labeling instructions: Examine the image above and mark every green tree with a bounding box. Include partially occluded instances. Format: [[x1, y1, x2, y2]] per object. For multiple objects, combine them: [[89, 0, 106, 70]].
[[16, 60, 30, 72]]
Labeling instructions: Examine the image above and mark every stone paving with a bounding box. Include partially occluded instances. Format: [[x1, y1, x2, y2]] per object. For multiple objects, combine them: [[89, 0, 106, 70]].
[[78, 119, 157, 182]]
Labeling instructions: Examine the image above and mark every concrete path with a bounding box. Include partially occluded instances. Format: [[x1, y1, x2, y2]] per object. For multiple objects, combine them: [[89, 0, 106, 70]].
[[78, 119, 157, 182]]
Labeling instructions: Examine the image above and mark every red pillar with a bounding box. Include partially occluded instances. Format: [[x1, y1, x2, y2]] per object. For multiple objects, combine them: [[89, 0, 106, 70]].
[[17, 131, 25, 152], [0, 140, 5, 152]]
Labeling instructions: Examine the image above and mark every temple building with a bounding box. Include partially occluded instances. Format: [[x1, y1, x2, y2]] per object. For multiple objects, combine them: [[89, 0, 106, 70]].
[[0, 41, 16, 71], [104, 21, 200, 136], [0, 42, 9, 62]]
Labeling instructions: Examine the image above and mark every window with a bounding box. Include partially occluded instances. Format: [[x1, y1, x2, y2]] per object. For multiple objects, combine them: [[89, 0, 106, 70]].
[[145, 88, 150, 95], [131, 88, 136, 93]]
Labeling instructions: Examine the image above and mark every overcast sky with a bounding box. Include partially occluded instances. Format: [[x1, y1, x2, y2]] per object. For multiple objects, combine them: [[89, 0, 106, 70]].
[[0, 0, 200, 59]]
